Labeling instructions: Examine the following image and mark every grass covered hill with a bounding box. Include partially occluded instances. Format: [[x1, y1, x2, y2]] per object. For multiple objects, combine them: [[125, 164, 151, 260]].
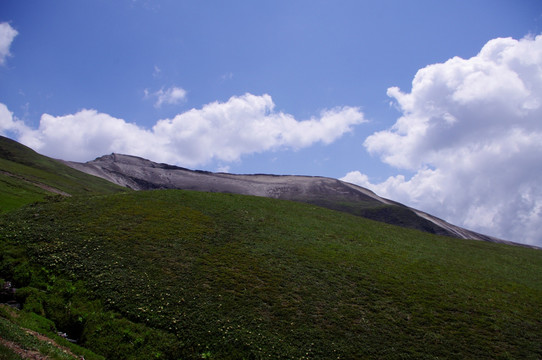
[[0, 135, 127, 213], [1, 189, 541, 359]]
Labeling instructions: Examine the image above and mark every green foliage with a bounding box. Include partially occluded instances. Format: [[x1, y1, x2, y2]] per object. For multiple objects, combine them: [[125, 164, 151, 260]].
[[15, 286, 46, 315], [0, 189, 541, 359], [0, 304, 103, 360], [0, 256, 183, 359], [81, 313, 182, 360]]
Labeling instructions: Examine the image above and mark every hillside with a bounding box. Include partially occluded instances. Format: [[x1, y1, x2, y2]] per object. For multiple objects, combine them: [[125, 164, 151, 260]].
[[1, 190, 541, 359], [2, 136, 518, 246], [0, 136, 127, 213], [64, 153, 512, 245]]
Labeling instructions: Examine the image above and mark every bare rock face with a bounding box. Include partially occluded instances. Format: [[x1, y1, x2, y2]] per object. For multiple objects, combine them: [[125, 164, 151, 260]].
[[62, 153, 521, 246], [64, 154, 387, 202]]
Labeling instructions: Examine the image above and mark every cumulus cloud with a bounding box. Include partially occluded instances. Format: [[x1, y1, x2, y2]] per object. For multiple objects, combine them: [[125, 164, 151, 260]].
[[146, 86, 187, 107], [1, 93, 364, 168], [343, 35, 542, 246], [0, 22, 18, 65]]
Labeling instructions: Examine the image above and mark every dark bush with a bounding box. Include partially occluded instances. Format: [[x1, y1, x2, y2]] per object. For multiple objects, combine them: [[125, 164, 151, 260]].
[[15, 286, 46, 315]]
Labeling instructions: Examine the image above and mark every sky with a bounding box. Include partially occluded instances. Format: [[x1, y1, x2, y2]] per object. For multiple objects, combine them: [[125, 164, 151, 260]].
[[1, 0, 542, 246]]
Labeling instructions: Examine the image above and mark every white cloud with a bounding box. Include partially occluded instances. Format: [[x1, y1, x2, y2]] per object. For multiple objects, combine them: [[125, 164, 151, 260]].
[[341, 171, 373, 189], [1, 93, 364, 168], [221, 72, 233, 81], [148, 86, 187, 107], [0, 103, 34, 138], [217, 165, 230, 173], [152, 65, 162, 78], [343, 35, 542, 246], [0, 22, 18, 65]]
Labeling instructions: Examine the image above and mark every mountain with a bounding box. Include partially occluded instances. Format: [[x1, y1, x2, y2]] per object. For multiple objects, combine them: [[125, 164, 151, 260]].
[[0, 134, 531, 246], [1, 136, 541, 358], [63, 153, 516, 246]]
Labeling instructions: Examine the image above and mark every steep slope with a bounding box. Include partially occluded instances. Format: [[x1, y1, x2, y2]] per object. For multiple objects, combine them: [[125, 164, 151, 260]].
[[1, 190, 541, 359], [0, 136, 127, 212], [65, 153, 509, 244]]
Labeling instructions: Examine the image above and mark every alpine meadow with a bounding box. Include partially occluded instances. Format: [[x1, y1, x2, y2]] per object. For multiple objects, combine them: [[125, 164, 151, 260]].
[[0, 136, 541, 359]]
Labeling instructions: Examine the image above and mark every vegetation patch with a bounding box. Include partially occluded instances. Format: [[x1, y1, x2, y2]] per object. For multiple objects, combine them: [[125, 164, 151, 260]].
[[0, 303, 103, 359]]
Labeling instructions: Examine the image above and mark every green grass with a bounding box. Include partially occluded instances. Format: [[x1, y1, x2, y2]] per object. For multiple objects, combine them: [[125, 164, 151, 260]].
[[0, 136, 127, 213], [1, 189, 541, 359], [0, 171, 52, 213]]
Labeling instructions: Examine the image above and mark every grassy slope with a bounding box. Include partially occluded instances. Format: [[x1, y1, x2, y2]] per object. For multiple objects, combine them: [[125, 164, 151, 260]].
[[1, 190, 541, 359], [0, 136, 127, 212]]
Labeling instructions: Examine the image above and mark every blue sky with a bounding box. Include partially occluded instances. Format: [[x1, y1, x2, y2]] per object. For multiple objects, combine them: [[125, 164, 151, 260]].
[[1, 1, 542, 246]]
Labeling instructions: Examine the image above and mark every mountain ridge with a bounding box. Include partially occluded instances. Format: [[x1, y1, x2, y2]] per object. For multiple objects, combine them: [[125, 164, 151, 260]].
[[0, 133, 531, 248], [63, 152, 528, 248]]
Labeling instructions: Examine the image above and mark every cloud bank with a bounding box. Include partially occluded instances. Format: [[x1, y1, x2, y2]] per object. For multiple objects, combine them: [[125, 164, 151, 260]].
[[0, 93, 364, 167], [343, 35, 542, 246], [0, 22, 18, 65]]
